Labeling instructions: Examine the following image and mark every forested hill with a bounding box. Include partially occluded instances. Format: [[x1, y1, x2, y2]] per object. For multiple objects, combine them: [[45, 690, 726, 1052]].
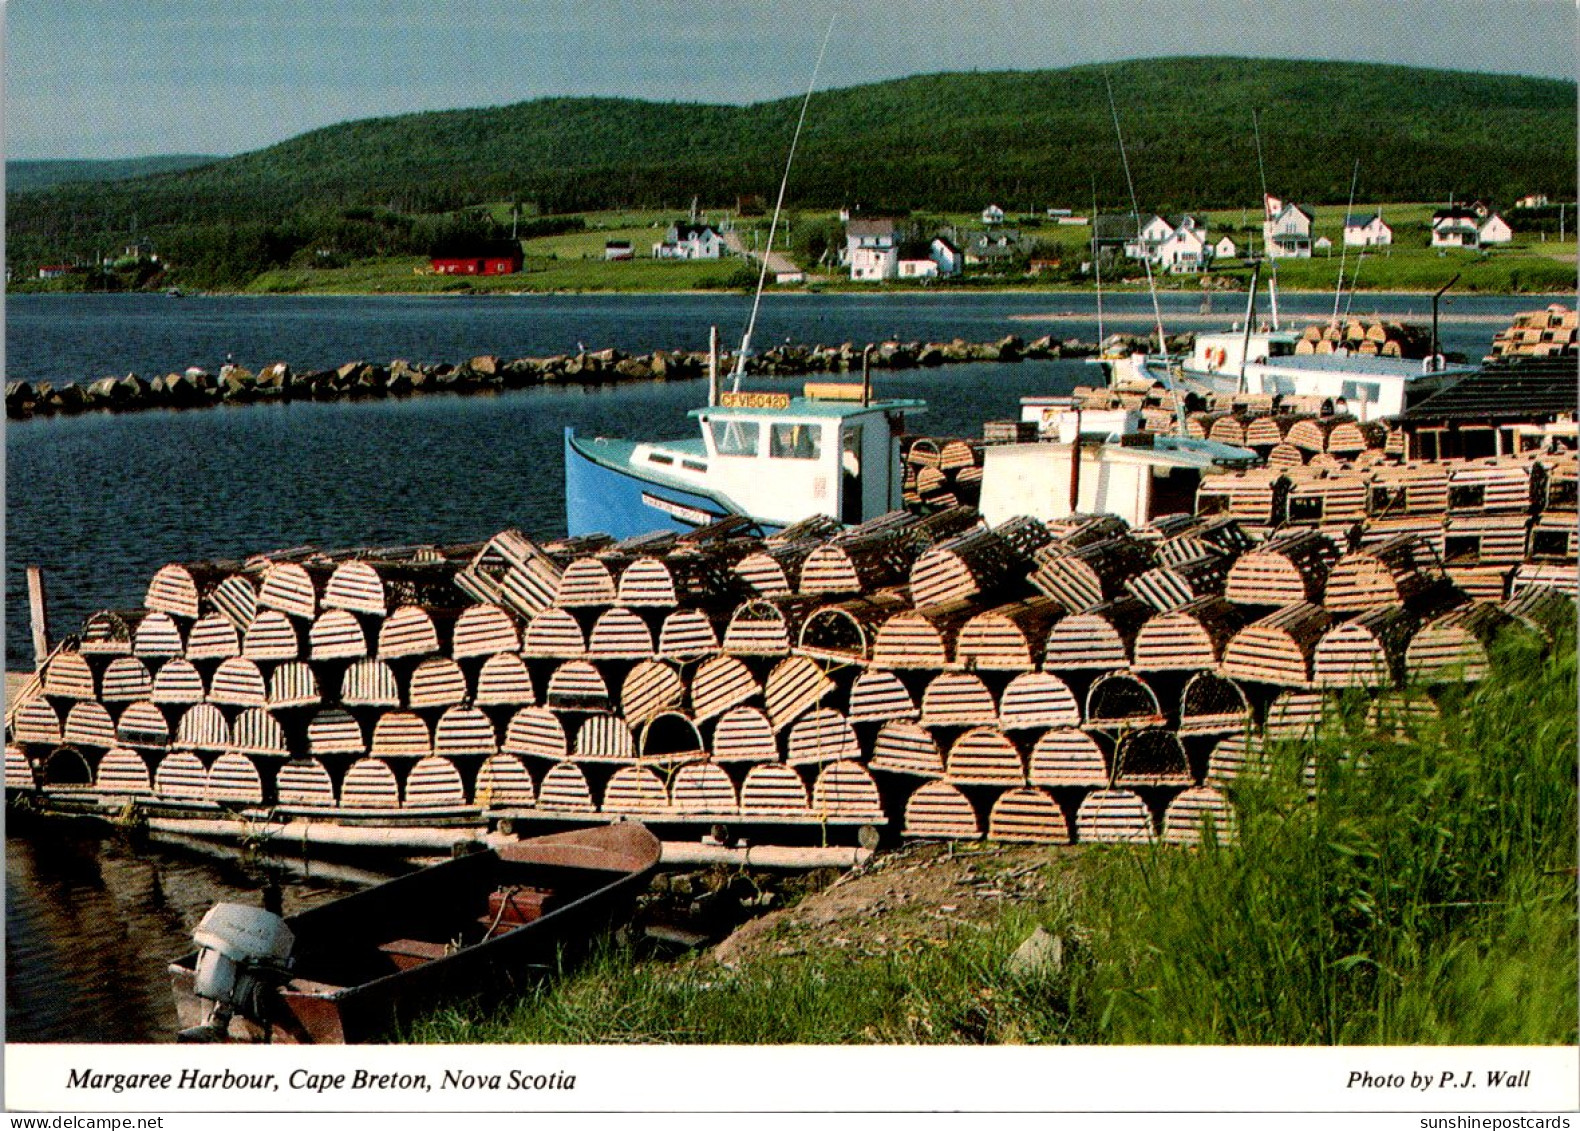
[[10, 58, 1574, 268], [7, 155, 220, 194]]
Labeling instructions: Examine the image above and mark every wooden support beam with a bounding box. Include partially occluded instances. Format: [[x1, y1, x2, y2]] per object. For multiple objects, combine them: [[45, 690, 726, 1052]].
[[27, 566, 49, 669]]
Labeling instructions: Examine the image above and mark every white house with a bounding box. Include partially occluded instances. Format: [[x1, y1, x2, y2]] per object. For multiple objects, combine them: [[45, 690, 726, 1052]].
[[1124, 214, 1176, 262], [604, 240, 634, 261], [1478, 213, 1514, 245], [897, 258, 938, 279], [1431, 206, 1483, 248], [846, 218, 900, 281], [1516, 194, 1550, 210], [1343, 214, 1393, 247], [982, 204, 1006, 225], [1264, 201, 1314, 258], [1314, 236, 1333, 254], [653, 222, 725, 259], [1214, 235, 1239, 260], [1158, 226, 1210, 274], [929, 237, 963, 276]]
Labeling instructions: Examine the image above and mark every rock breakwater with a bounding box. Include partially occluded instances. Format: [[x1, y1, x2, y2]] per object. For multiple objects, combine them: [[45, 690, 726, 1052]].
[[4, 333, 1145, 420]]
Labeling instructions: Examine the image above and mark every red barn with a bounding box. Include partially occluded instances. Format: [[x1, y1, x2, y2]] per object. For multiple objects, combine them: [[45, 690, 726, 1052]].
[[429, 239, 524, 276]]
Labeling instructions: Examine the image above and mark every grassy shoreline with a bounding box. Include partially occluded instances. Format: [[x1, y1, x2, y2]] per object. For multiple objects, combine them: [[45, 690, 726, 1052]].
[[410, 624, 1577, 1046]]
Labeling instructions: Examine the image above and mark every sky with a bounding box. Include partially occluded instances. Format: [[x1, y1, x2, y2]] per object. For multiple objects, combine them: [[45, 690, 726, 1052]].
[[5, 0, 1577, 161]]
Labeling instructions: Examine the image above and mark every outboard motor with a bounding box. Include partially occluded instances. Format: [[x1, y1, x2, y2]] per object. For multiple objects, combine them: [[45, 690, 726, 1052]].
[[178, 903, 295, 1043]]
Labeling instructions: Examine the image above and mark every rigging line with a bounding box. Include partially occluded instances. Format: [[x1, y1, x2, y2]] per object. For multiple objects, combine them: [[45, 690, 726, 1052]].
[[1091, 175, 1103, 346], [1103, 73, 1167, 362], [732, 7, 839, 391], [1104, 72, 1184, 435], [1332, 158, 1361, 324], [1251, 107, 1280, 329]]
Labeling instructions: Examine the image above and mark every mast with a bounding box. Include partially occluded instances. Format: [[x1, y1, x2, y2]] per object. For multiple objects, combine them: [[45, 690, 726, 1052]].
[[1252, 109, 1281, 331], [1332, 159, 1361, 325], [732, 11, 838, 392]]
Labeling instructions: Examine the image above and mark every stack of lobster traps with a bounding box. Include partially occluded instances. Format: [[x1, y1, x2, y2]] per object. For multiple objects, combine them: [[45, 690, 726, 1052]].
[[10, 494, 1570, 852]]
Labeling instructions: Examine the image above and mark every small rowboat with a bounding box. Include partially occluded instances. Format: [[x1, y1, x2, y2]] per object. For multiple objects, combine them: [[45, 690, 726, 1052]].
[[168, 822, 661, 1044]]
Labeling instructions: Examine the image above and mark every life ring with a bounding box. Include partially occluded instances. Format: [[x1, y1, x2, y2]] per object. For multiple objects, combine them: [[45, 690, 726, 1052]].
[[1207, 347, 1227, 369]]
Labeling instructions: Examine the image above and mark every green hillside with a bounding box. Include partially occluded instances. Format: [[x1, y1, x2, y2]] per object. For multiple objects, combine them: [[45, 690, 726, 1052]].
[[7, 155, 220, 193], [9, 58, 1574, 289]]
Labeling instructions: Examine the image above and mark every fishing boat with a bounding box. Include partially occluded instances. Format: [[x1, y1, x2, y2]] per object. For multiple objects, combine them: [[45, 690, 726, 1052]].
[[168, 822, 661, 1044], [565, 381, 925, 538]]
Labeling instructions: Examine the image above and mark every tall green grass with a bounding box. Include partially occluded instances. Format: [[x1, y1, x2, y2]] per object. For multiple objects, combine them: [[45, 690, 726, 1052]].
[[411, 627, 1576, 1045]]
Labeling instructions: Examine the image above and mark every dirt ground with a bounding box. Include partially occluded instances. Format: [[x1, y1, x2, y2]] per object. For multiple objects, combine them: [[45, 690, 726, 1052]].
[[707, 840, 1076, 967]]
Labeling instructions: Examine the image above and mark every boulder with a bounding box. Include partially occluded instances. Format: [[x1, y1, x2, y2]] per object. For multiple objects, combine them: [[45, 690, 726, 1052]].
[[49, 384, 90, 414], [256, 362, 290, 388], [613, 358, 654, 381], [993, 334, 1025, 361], [467, 355, 499, 376], [1006, 927, 1064, 979]]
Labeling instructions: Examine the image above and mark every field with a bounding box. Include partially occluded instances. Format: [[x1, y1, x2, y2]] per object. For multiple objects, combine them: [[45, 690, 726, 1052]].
[[236, 203, 1575, 297], [412, 625, 1577, 1046]]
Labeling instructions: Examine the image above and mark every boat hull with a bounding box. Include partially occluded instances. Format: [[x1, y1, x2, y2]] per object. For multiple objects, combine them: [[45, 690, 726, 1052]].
[[565, 428, 763, 539], [169, 823, 661, 1044]]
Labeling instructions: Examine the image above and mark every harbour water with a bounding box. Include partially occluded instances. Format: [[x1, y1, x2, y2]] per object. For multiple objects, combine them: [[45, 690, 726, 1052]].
[[2, 290, 1541, 1040]]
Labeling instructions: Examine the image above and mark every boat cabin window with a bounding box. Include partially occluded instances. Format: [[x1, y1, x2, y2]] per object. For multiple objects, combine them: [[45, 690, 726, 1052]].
[[1341, 380, 1380, 405], [1448, 484, 1486, 510], [647, 452, 674, 466], [770, 422, 822, 460], [711, 420, 760, 457], [1266, 375, 1299, 396], [1268, 340, 1296, 358], [1547, 479, 1577, 510]]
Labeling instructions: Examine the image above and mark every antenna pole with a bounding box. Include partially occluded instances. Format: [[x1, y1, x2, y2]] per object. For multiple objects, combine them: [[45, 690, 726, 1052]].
[[1252, 108, 1281, 329], [707, 325, 719, 406], [733, 9, 838, 391]]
